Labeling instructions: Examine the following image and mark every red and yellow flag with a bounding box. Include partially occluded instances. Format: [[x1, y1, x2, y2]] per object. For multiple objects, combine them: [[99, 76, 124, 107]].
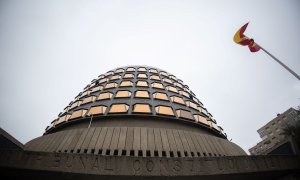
[[233, 23, 260, 52]]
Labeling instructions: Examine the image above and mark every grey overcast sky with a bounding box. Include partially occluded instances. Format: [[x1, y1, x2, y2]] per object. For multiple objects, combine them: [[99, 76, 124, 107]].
[[0, 0, 299, 153]]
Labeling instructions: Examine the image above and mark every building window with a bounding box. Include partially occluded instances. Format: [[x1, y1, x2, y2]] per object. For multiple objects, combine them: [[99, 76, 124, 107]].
[[150, 75, 160, 80], [120, 81, 133, 87], [186, 101, 198, 110], [126, 67, 135, 72], [166, 86, 178, 93], [115, 68, 125, 74], [104, 82, 118, 89], [135, 90, 150, 98], [104, 71, 114, 77], [80, 90, 90, 98], [170, 96, 185, 105], [54, 114, 71, 126], [208, 120, 220, 131], [86, 105, 107, 116], [194, 115, 209, 126], [138, 67, 147, 72], [123, 73, 134, 79], [174, 82, 183, 89], [160, 72, 168, 77], [149, 69, 158, 73], [169, 75, 177, 81], [69, 109, 87, 121], [99, 78, 109, 84], [136, 81, 148, 87], [115, 90, 132, 98], [90, 86, 103, 93], [179, 91, 190, 98], [110, 75, 121, 81], [98, 75, 105, 79], [82, 96, 97, 105], [98, 92, 113, 100], [155, 106, 174, 116], [163, 78, 173, 84], [109, 104, 129, 113], [70, 101, 82, 110], [137, 73, 148, 79], [153, 92, 169, 101], [151, 82, 164, 89], [133, 104, 151, 113], [176, 109, 194, 121]]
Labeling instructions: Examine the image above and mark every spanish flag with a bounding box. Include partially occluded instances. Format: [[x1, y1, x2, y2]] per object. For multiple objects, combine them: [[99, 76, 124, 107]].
[[234, 23, 260, 52]]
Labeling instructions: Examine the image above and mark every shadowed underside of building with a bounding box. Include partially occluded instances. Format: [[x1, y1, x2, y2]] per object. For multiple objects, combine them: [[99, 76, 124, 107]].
[[1, 66, 299, 179]]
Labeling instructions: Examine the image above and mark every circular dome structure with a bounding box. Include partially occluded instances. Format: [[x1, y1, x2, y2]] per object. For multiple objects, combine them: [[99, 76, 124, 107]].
[[25, 66, 246, 157]]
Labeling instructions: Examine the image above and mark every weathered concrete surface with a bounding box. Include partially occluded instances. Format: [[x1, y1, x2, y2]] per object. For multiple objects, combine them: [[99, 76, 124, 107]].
[[0, 150, 299, 179]]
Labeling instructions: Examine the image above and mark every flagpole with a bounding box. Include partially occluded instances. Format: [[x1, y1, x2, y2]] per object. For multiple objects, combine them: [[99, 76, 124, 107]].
[[257, 44, 300, 81]]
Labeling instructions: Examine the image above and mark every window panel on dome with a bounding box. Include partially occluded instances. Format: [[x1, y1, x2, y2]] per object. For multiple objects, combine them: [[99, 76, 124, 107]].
[[99, 78, 109, 84], [135, 90, 150, 98], [151, 82, 164, 89], [186, 101, 198, 110], [54, 114, 71, 126], [126, 67, 135, 72], [87, 105, 107, 116], [176, 109, 194, 121], [136, 81, 148, 87], [119, 81, 133, 87], [110, 75, 121, 81], [194, 115, 209, 126], [179, 91, 190, 98], [137, 73, 148, 79], [160, 72, 168, 77], [115, 68, 125, 74], [138, 67, 147, 72], [80, 90, 90, 98], [150, 75, 160, 80], [104, 82, 117, 89], [155, 106, 174, 116], [208, 120, 220, 131], [90, 86, 103, 93], [174, 82, 183, 89], [133, 104, 151, 113], [163, 78, 173, 84], [166, 86, 178, 93], [153, 92, 169, 101], [98, 92, 113, 100], [82, 96, 97, 105], [109, 104, 129, 113], [123, 73, 134, 79], [69, 109, 87, 121], [69, 100, 82, 110], [115, 90, 132, 98], [149, 69, 158, 73], [170, 96, 185, 105]]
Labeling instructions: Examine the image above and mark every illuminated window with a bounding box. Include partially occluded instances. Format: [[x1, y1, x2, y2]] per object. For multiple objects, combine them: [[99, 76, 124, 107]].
[[69, 109, 87, 121], [153, 92, 169, 101], [86, 105, 107, 116], [126, 67, 135, 72], [194, 115, 209, 126], [137, 73, 148, 79], [163, 78, 173, 84], [135, 90, 150, 98], [170, 96, 185, 105], [179, 91, 190, 98], [150, 75, 160, 80], [97, 92, 113, 100], [166, 86, 178, 93], [99, 78, 109, 84], [69, 101, 82, 110], [115, 68, 125, 74], [104, 82, 118, 89], [54, 114, 71, 126], [120, 81, 133, 87], [133, 104, 151, 113], [155, 106, 174, 116], [151, 82, 164, 89], [123, 73, 134, 79], [115, 90, 131, 98], [160, 71, 168, 77], [138, 67, 147, 72], [136, 81, 148, 87], [110, 75, 121, 81], [82, 96, 97, 105], [149, 69, 158, 73], [176, 109, 194, 121], [109, 104, 129, 113], [90, 86, 103, 93], [186, 101, 198, 110]]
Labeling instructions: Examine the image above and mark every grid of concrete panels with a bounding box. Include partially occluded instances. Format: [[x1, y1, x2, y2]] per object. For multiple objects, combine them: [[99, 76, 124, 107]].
[[46, 66, 225, 136], [27, 127, 245, 158]]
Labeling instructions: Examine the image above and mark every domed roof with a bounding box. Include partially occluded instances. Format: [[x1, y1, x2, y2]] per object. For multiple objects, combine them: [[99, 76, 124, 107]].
[[25, 66, 246, 157]]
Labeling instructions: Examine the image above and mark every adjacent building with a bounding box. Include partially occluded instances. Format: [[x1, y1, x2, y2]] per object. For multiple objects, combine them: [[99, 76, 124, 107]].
[[249, 108, 300, 155]]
